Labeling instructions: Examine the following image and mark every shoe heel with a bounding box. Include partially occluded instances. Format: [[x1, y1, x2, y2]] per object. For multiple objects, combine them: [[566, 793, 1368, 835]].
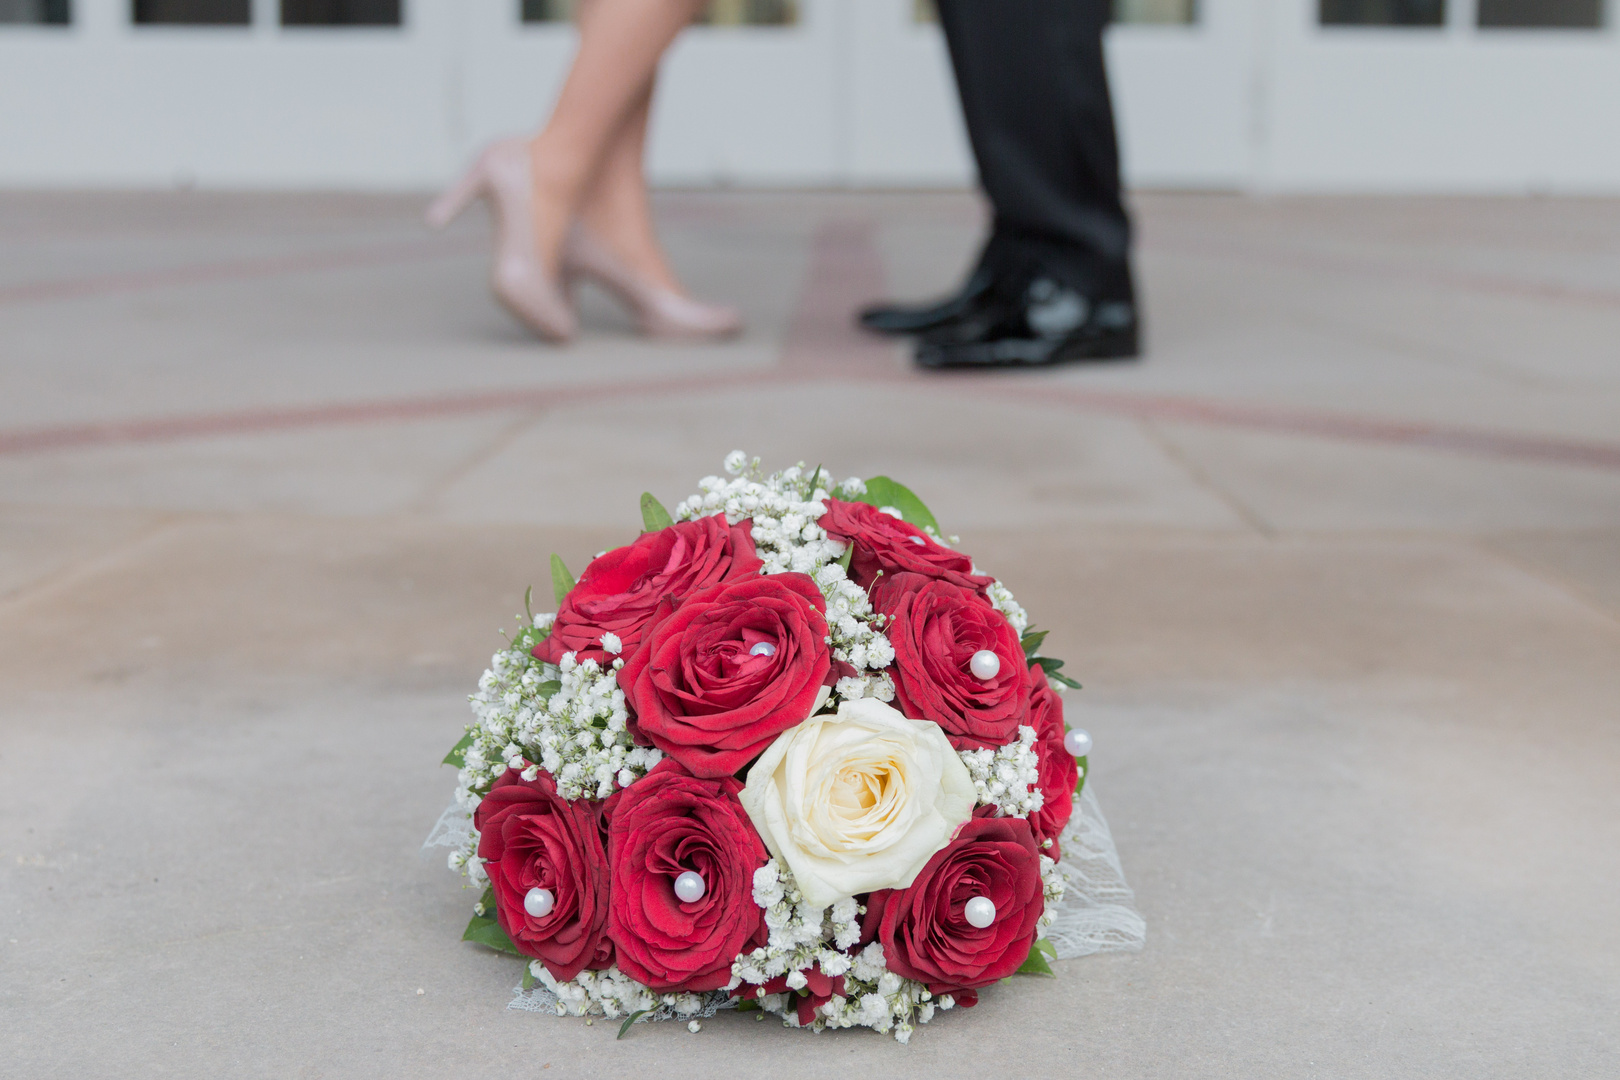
[[562, 224, 743, 340], [425, 159, 486, 229]]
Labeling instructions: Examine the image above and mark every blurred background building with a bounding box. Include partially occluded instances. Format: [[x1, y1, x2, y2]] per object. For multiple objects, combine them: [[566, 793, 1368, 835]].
[[1, 0, 1617, 192]]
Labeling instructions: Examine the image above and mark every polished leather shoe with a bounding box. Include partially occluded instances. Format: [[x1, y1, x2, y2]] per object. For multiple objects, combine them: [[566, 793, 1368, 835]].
[[857, 263, 995, 336], [914, 276, 1139, 368]]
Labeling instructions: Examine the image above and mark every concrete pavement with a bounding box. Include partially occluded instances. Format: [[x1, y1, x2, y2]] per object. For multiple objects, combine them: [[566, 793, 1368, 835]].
[[2, 189, 1618, 1078]]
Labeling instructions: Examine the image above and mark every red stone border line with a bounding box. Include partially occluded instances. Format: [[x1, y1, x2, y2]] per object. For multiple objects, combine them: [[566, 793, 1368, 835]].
[[1144, 236, 1620, 312], [2, 376, 1618, 474], [0, 235, 484, 307], [779, 218, 905, 377], [1, 216, 1617, 474], [980, 384, 1620, 472]]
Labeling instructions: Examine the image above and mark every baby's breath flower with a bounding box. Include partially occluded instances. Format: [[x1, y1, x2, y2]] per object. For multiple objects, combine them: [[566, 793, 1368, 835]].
[[984, 580, 1029, 635], [958, 725, 1044, 817]]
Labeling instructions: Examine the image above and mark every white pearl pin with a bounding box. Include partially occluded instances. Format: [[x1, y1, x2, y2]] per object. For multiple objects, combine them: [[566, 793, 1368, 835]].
[[969, 649, 1001, 681], [674, 871, 707, 903], [964, 896, 997, 929], [524, 887, 555, 919], [749, 641, 777, 658], [1063, 728, 1092, 758]]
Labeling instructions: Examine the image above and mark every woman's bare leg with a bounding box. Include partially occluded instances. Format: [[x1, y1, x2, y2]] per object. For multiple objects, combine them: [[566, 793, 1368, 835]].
[[574, 79, 685, 294], [569, 0, 682, 293], [527, 0, 707, 275]]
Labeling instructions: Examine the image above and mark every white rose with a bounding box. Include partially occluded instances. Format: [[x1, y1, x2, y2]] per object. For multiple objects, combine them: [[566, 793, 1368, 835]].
[[739, 698, 976, 908]]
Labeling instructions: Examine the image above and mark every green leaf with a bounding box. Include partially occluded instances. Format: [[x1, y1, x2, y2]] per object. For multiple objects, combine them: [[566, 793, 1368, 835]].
[[1020, 629, 1049, 659], [617, 1009, 651, 1039], [462, 913, 521, 956], [535, 679, 562, 699], [1035, 655, 1082, 689], [1016, 939, 1057, 977], [837, 543, 855, 571], [521, 965, 538, 991], [1075, 754, 1088, 796], [734, 997, 760, 1012], [442, 730, 475, 768], [856, 476, 939, 534], [523, 585, 535, 624], [550, 554, 575, 607], [640, 492, 674, 533]]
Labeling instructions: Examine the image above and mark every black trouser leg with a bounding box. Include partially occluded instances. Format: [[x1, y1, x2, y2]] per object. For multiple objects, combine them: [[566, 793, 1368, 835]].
[[935, 0, 1132, 300]]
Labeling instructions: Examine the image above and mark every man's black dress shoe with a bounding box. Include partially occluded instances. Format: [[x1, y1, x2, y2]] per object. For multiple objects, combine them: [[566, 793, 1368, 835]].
[[857, 264, 995, 336], [915, 277, 1139, 368]]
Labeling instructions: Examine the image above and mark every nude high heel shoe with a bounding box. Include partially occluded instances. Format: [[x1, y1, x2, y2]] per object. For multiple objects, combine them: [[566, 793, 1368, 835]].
[[562, 224, 744, 340], [427, 138, 576, 343]]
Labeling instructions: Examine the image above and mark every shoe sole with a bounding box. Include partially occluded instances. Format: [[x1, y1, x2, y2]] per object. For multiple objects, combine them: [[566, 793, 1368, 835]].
[[915, 326, 1140, 369], [858, 305, 978, 337]]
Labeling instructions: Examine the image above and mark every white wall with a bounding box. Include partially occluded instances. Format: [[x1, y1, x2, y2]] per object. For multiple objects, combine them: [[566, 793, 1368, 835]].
[[2, 0, 1618, 192]]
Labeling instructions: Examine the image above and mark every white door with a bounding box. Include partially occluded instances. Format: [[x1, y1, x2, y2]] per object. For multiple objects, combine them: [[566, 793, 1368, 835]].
[[3, 0, 1619, 191], [1259, 0, 1620, 192]]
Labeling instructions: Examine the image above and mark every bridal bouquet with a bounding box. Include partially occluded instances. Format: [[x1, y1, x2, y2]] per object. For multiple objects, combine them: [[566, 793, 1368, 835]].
[[430, 454, 1137, 1041]]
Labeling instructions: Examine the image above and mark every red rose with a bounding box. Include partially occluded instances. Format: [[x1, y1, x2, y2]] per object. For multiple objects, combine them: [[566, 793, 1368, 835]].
[[731, 962, 847, 1027], [1027, 662, 1078, 858], [607, 760, 769, 991], [474, 768, 613, 982], [869, 572, 1030, 751], [817, 499, 992, 592], [861, 815, 1044, 997], [534, 514, 762, 666], [618, 573, 831, 779]]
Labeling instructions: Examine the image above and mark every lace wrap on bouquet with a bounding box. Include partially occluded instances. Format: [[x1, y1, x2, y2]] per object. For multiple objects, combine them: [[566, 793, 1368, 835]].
[[1045, 783, 1147, 959], [423, 800, 476, 855]]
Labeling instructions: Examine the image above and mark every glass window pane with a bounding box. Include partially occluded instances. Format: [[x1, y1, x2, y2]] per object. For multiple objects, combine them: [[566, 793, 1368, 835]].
[[695, 0, 796, 25], [0, 0, 70, 23], [1479, 0, 1603, 27], [523, 0, 795, 24], [916, 0, 1198, 25], [1114, 0, 1197, 23], [1319, 0, 1445, 25], [282, 0, 400, 25], [520, 0, 574, 20], [133, 0, 249, 24]]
